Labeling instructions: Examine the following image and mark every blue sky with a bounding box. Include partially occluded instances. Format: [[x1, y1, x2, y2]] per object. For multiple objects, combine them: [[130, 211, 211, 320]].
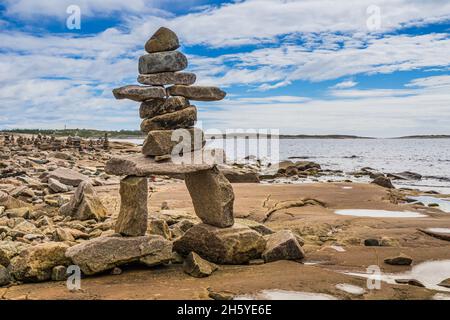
[[0, 0, 450, 137]]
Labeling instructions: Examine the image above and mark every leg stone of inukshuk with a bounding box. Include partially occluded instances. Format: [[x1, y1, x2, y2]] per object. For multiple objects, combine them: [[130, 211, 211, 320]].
[[115, 176, 148, 236], [184, 166, 234, 228]]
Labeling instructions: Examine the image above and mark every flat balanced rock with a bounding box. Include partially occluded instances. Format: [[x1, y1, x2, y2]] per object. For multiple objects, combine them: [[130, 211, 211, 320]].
[[113, 85, 166, 102], [145, 27, 180, 53], [173, 223, 266, 264], [105, 153, 213, 177], [140, 106, 197, 133], [66, 235, 172, 275], [142, 128, 204, 156], [140, 96, 190, 119], [138, 72, 196, 86], [167, 85, 226, 101], [139, 51, 188, 74]]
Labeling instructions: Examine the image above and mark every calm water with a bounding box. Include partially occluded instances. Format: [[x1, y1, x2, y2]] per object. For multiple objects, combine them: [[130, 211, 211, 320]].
[[115, 138, 450, 192]]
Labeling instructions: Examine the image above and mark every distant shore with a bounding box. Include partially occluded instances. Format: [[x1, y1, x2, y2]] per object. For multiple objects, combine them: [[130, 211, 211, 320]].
[[1, 129, 449, 140]]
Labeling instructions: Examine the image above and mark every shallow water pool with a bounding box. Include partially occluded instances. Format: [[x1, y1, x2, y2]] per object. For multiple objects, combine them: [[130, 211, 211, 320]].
[[334, 209, 427, 218]]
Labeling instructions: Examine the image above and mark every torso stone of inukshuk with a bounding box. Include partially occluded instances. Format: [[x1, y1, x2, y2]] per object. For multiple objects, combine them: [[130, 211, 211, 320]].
[[109, 27, 246, 245]]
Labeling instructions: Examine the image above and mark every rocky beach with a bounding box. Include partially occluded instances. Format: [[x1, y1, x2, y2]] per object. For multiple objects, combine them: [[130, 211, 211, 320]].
[[1, 27, 450, 301]]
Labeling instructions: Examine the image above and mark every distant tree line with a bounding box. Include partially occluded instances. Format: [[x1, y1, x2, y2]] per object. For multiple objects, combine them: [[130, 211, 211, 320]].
[[0, 129, 144, 139]]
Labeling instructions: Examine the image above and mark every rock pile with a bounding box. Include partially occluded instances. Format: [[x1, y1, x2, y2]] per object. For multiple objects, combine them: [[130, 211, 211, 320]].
[[112, 26, 225, 157], [106, 27, 269, 268]]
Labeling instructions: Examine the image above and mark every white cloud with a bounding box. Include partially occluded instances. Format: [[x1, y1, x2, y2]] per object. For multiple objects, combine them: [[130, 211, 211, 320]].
[[331, 80, 358, 89], [1, 0, 450, 134]]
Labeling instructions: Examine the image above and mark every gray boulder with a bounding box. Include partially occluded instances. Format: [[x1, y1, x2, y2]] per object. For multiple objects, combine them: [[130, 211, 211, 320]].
[[142, 128, 204, 156], [185, 167, 234, 228], [138, 72, 195, 86], [140, 106, 197, 133], [10, 242, 70, 282], [144, 27, 180, 53], [262, 230, 305, 262], [183, 252, 218, 278], [139, 51, 188, 74], [167, 85, 226, 101], [140, 96, 190, 119], [112, 85, 166, 102], [173, 223, 266, 264], [66, 235, 173, 275], [59, 181, 107, 221]]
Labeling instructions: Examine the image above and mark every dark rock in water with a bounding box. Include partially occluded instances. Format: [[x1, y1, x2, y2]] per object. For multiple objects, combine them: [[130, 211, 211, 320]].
[[145, 27, 180, 53], [138, 72, 196, 86], [140, 106, 197, 133], [219, 166, 260, 183], [262, 230, 305, 262], [139, 51, 188, 74], [173, 223, 266, 264], [364, 239, 380, 246], [388, 171, 422, 180], [371, 176, 394, 189], [395, 278, 425, 287], [418, 228, 450, 241], [438, 278, 450, 288], [183, 252, 218, 278], [384, 254, 413, 266]]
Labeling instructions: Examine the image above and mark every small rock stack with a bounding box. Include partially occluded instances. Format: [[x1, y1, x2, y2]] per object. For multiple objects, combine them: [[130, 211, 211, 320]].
[[112, 27, 225, 158]]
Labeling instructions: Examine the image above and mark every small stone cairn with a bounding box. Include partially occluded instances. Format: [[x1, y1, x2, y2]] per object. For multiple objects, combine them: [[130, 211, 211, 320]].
[[105, 27, 267, 265]]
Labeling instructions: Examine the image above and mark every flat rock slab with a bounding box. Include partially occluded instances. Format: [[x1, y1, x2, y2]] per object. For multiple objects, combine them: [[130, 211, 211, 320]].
[[140, 106, 197, 133], [139, 51, 188, 74], [105, 153, 214, 177], [113, 85, 166, 102], [66, 235, 172, 275], [167, 85, 226, 101], [47, 167, 92, 187], [138, 72, 196, 86]]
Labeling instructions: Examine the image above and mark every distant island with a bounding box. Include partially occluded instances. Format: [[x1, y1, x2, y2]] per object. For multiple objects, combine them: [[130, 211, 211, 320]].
[[1, 129, 449, 140]]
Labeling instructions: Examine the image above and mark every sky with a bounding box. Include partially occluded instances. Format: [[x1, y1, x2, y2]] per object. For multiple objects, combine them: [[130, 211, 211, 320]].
[[0, 0, 450, 137]]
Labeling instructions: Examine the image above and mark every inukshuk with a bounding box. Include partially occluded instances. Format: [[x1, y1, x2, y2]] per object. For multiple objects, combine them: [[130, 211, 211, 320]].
[[106, 27, 266, 264]]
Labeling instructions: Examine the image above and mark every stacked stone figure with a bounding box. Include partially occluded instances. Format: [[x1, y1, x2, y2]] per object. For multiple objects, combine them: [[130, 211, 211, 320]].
[[107, 27, 266, 265], [112, 27, 225, 158]]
